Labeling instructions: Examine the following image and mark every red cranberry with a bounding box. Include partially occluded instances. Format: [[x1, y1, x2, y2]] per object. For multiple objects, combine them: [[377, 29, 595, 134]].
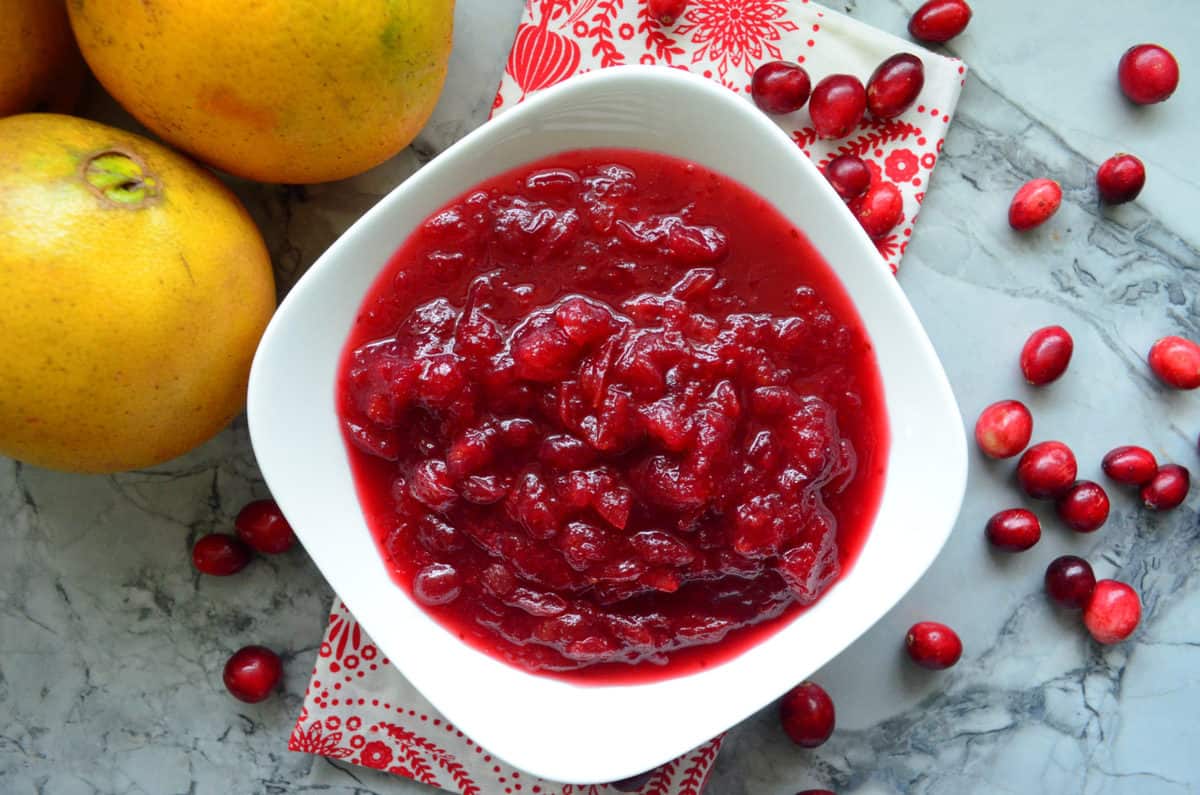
[[413, 563, 463, 605], [824, 155, 871, 200], [223, 645, 283, 703], [1017, 441, 1077, 499], [1141, 464, 1190, 510], [1147, 336, 1200, 389], [908, 0, 972, 43], [235, 499, 297, 554], [1117, 44, 1180, 105], [905, 621, 962, 670], [1083, 580, 1141, 644], [1056, 481, 1110, 533], [1096, 154, 1145, 204], [866, 53, 925, 119], [648, 0, 686, 26], [849, 181, 903, 239], [752, 61, 812, 114], [985, 508, 1041, 552], [1008, 178, 1062, 231], [974, 399, 1033, 459], [1102, 445, 1158, 486], [1044, 555, 1096, 609], [808, 74, 867, 140], [192, 534, 252, 576], [1020, 325, 1073, 385], [779, 681, 835, 748], [610, 771, 654, 792]]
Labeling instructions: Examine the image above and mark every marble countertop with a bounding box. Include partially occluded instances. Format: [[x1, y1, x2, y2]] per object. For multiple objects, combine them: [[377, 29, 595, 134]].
[[4, 1, 1198, 793]]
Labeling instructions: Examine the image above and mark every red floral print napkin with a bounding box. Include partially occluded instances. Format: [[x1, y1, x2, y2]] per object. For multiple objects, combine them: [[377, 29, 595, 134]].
[[292, 2, 966, 792], [495, 0, 967, 273]]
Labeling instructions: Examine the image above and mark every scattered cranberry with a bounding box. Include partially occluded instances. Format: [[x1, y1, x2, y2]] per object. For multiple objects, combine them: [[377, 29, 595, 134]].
[[752, 61, 812, 114], [235, 499, 297, 554], [223, 645, 283, 703], [1020, 326, 1073, 385], [1096, 154, 1146, 204], [1147, 336, 1200, 389], [1117, 44, 1180, 105], [905, 621, 962, 670], [849, 181, 903, 239], [610, 771, 654, 792], [1017, 441, 1078, 499], [1083, 580, 1141, 644], [779, 681, 836, 748], [1044, 555, 1096, 609], [908, 0, 972, 43], [648, 0, 687, 26], [192, 534, 252, 576], [1008, 178, 1063, 231], [1141, 464, 1190, 510], [809, 74, 867, 140], [866, 53, 925, 119], [1102, 445, 1158, 486], [985, 508, 1041, 552], [974, 400, 1033, 459], [824, 155, 872, 200], [1056, 481, 1110, 533]]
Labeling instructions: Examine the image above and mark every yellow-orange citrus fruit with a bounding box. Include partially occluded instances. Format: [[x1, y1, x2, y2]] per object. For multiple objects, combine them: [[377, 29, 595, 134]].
[[1, 0, 86, 116], [0, 114, 276, 473], [68, 0, 455, 184]]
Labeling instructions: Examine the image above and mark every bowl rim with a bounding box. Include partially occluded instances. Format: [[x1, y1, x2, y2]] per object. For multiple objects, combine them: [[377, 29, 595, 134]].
[[248, 64, 967, 784]]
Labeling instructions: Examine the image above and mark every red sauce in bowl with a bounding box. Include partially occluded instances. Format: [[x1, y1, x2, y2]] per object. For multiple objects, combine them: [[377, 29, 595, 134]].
[[337, 149, 888, 682]]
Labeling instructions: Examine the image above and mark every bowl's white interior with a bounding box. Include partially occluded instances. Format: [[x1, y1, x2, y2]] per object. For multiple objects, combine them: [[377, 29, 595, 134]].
[[248, 66, 966, 785]]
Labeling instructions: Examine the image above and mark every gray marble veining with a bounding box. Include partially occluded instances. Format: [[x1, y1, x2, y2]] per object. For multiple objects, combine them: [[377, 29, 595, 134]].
[[2, 1, 1198, 793]]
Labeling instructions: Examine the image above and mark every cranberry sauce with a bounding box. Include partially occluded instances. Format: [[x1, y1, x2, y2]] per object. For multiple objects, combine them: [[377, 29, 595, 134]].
[[337, 149, 889, 682]]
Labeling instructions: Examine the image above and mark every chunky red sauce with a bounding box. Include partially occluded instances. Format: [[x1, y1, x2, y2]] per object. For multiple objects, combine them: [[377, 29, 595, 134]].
[[337, 149, 888, 682]]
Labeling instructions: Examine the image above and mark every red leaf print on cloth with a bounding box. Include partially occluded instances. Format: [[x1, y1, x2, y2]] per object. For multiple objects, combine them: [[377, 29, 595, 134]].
[[636, 4, 687, 64], [676, 0, 799, 81], [377, 722, 482, 795], [288, 719, 354, 759], [817, 118, 923, 167], [359, 740, 394, 770], [507, 4, 583, 97], [585, 0, 627, 68], [885, 148, 920, 184]]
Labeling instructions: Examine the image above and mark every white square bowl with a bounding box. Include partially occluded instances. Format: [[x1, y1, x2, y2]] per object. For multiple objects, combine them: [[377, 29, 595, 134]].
[[247, 65, 967, 785]]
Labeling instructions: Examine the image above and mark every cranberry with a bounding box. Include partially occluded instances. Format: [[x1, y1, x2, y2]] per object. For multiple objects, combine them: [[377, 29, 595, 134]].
[[1083, 580, 1141, 644], [849, 181, 903, 239], [1096, 154, 1145, 204], [1044, 555, 1096, 609], [192, 534, 252, 576], [610, 771, 654, 792], [1056, 480, 1110, 533], [824, 155, 871, 200], [1008, 178, 1062, 231], [779, 681, 835, 748], [234, 499, 297, 554], [908, 0, 972, 43], [1102, 445, 1158, 486], [413, 563, 463, 605], [1117, 44, 1180, 105], [1147, 336, 1200, 389], [866, 53, 925, 119], [223, 645, 283, 703], [985, 508, 1041, 552], [751, 61, 812, 114], [974, 399, 1033, 459], [648, 0, 686, 26], [905, 621, 962, 670], [808, 74, 867, 140], [1017, 441, 1077, 499], [1020, 326, 1073, 385], [1141, 464, 1190, 510]]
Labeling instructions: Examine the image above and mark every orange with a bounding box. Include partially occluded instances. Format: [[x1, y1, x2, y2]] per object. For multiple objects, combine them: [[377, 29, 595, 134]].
[[0, 114, 276, 473], [68, 0, 455, 184], [0, 0, 86, 116]]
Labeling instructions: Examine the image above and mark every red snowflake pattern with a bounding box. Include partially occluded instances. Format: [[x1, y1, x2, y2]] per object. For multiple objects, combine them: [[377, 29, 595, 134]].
[[676, 0, 799, 81]]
